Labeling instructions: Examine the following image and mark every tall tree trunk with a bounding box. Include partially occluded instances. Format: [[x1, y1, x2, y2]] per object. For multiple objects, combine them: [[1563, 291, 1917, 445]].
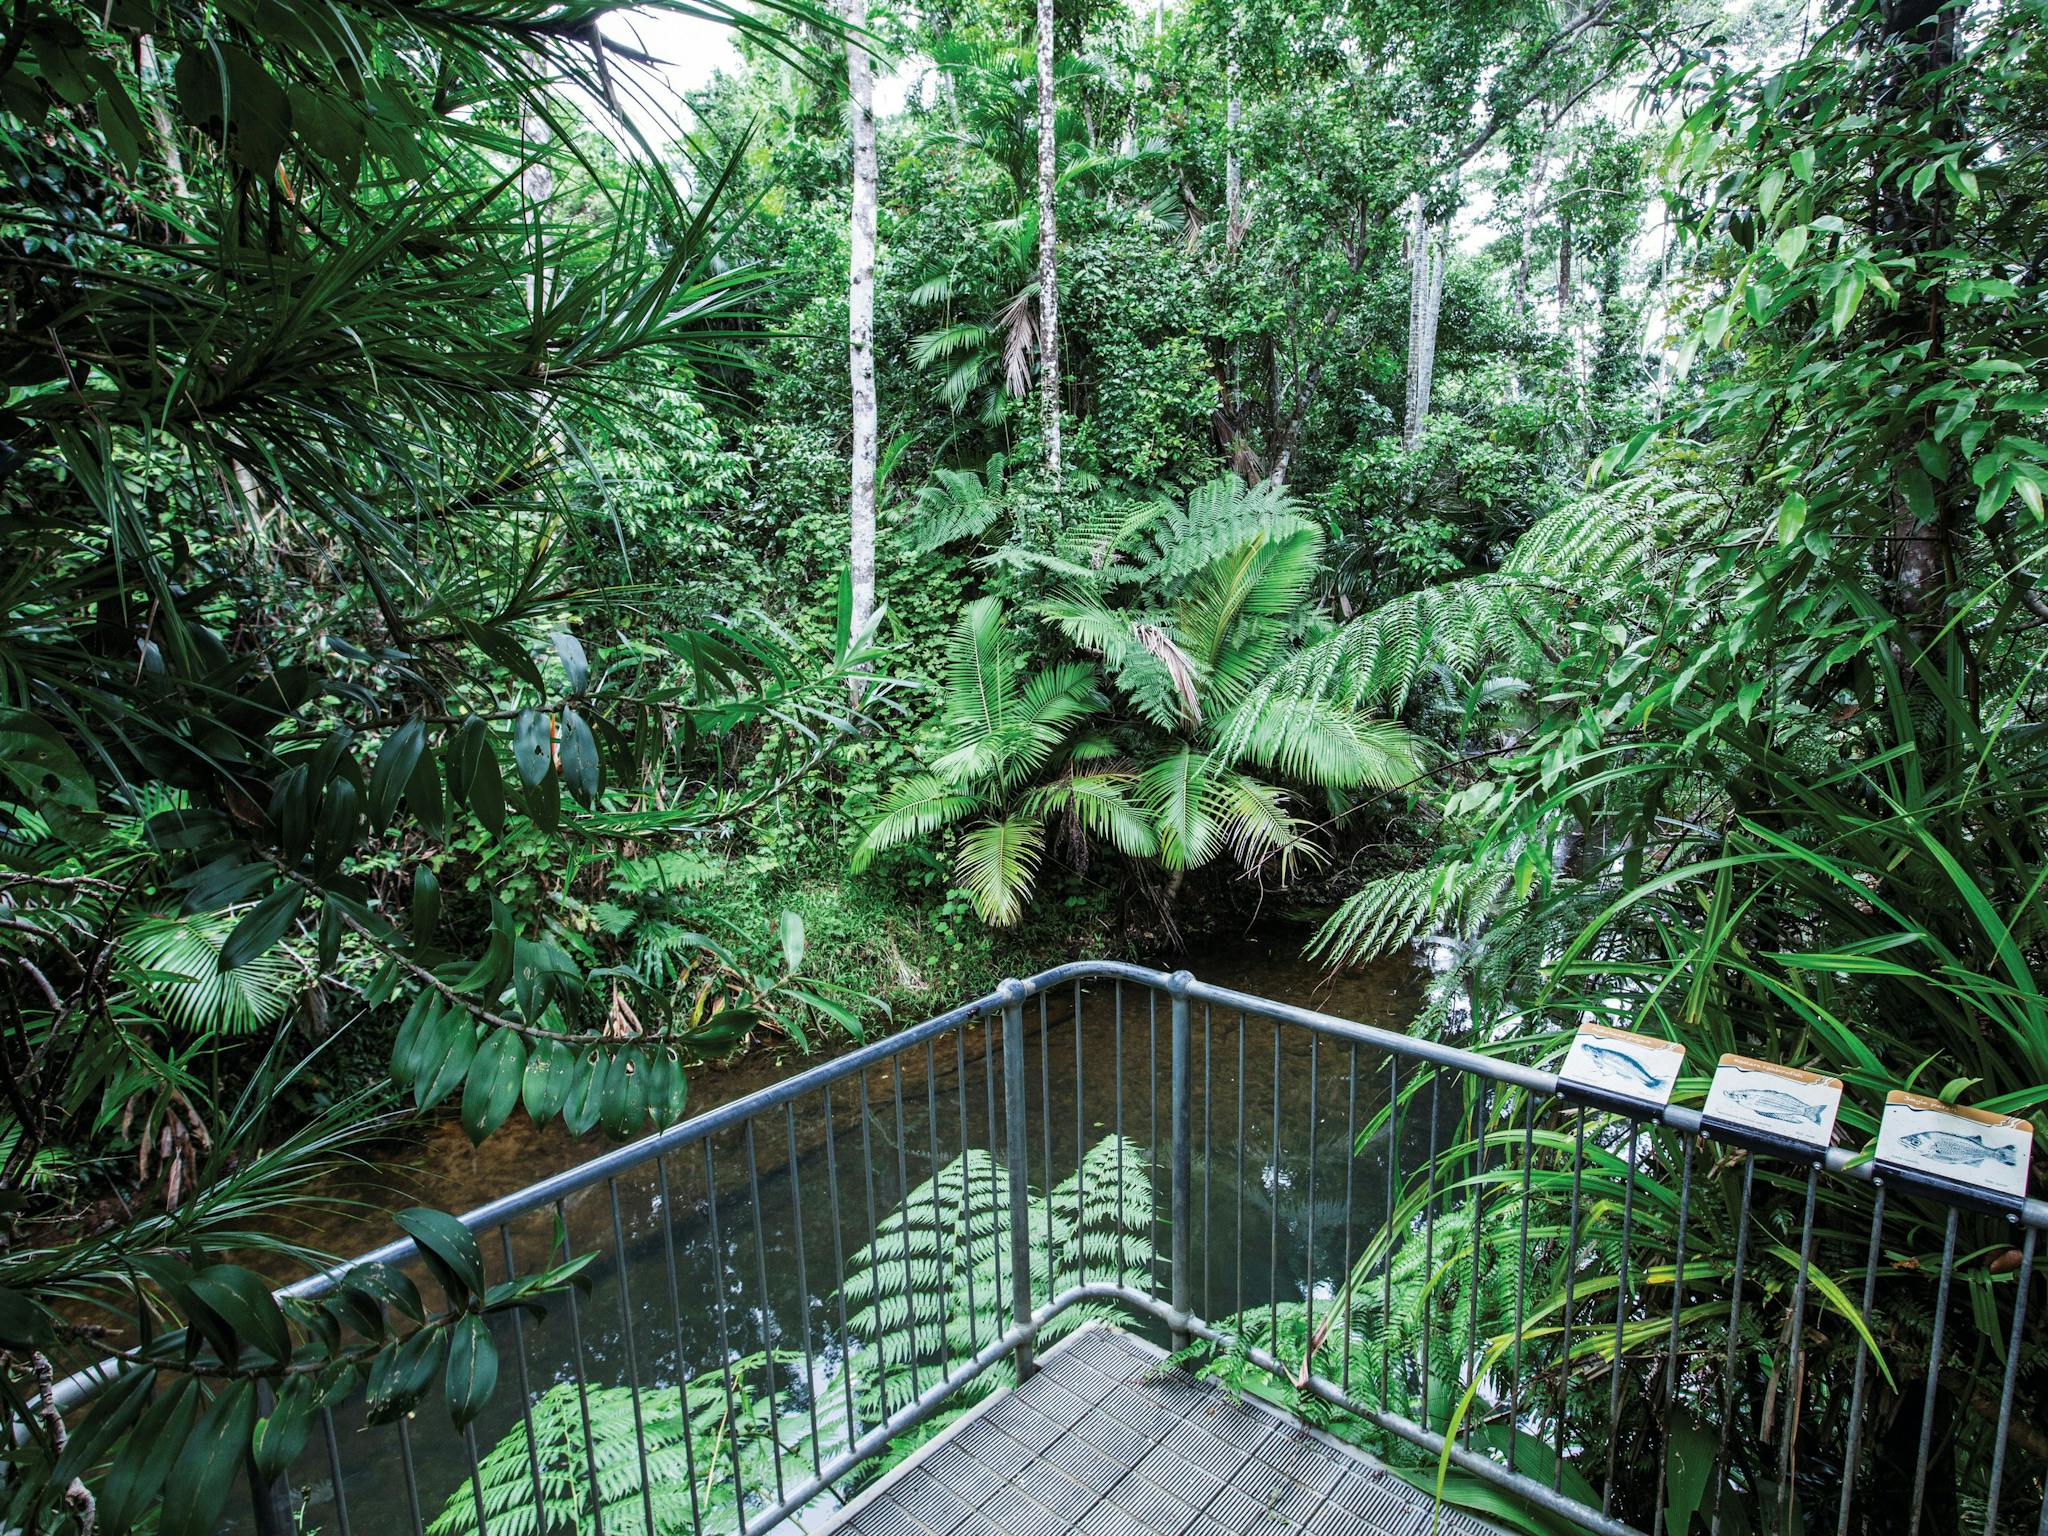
[[847, 0, 879, 650], [1036, 0, 1063, 485], [1224, 23, 1243, 252], [1556, 201, 1574, 312], [1403, 196, 1445, 447]]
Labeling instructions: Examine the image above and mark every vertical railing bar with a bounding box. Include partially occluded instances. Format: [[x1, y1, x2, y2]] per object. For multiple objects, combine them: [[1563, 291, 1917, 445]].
[[554, 1196, 608, 1536], [1150, 989, 1160, 1284], [785, 1103, 823, 1481], [464, 1422, 491, 1536], [1982, 1224, 2037, 1536], [1000, 983, 1036, 1378], [952, 1028, 978, 1362], [920, 1042, 947, 1357], [1168, 975, 1193, 1351], [981, 1014, 1007, 1331], [857, 1065, 886, 1395], [1040, 990, 1053, 1303], [1115, 982, 1128, 1287], [741, 1123, 784, 1505], [1907, 1206, 1961, 1536], [319, 1406, 355, 1536], [1708, 1157, 1755, 1536], [1651, 1133, 1696, 1536], [1203, 1002, 1214, 1322], [1463, 1080, 1488, 1452], [922, 1038, 947, 1405], [1556, 1109, 1585, 1492], [888, 1063, 920, 1410], [1268, 1020, 1282, 1350], [1422, 1074, 1440, 1434], [395, 1414, 426, 1536], [1773, 1166, 1819, 1534], [821, 1086, 859, 1451], [1384, 1057, 1398, 1419], [1305, 1033, 1320, 1369], [701, 1144, 748, 1534], [1074, 979, 1085, 1290], [1602, 1131, 1640, 1516], [497, 1221, 548, 1527], [1236, 1012, 1247, 1330], [1510, 1092, 1535, 1472], [652, 1159, 706, 1536], [1341, 1043, 1359, 1395], [606, 1176, 657, 1536], [1834, 1183, 1884, 1536]]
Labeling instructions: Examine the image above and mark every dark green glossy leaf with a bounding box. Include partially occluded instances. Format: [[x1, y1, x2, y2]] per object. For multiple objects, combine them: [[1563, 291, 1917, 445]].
[[394, 1207, 486, 1300], [188, 1264, 292, 1366], [443, 1314, 499, 1427], [219, 883, 304, 972], [461, 1028, 526, 1144], [368, 720, 426, 830], [522, 1037, 574, 1121], [160, 1379, 257, 1536], [512, 708, 552, 789], [558, 708, 601, 808]]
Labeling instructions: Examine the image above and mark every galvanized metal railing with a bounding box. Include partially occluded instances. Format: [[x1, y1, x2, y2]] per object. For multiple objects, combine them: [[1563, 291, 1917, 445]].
[[74, 962, 2044, 1536]]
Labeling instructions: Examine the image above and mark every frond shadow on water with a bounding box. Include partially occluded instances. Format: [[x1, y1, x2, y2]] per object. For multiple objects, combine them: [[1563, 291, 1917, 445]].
[[432, 1134, 1155, 1536]]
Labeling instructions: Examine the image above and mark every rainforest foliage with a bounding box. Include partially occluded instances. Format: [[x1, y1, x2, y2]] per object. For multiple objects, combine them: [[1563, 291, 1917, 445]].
[[2, 0, 2047, 1526]]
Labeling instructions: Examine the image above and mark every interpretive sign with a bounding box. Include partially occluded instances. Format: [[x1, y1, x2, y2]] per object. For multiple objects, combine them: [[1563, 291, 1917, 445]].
[[1557, 1022, 1685, 1117], [1701, 1055, 1842, 1160], [1875, 1091, 2033, 1215]]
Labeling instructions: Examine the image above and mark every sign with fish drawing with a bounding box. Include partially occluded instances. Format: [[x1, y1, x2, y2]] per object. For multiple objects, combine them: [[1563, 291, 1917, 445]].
[[1701, 1055, 1843, 1159], [1875, 1092, 2033, 1214], [1557, 1022, 1686, 1116]]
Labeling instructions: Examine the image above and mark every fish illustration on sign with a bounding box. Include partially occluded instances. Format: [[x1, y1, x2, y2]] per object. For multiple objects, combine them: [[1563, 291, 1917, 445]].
[[1724, 1087, 1828, 1127], [1898, 1130, 2020, 1169], [1581, 1042, 1663, 1089]]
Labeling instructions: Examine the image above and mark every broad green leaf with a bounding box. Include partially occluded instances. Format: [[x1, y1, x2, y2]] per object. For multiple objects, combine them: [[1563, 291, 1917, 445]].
[[219, 883, 305, 972], [512, 708, 553, 789], [394, 1207, 486, 1301], [189, 1265, 293, 1366], [558, 708, 602, 807], [444, 1314, 499, 1427], [462, 1028, 526, 1144], [160, 1380, 258, 1536], [523, 1037, 575, 1121]]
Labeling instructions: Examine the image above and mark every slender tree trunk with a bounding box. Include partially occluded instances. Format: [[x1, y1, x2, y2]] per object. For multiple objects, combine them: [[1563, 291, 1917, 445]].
[[847, 0, 879, 647], [1403, 196, 1445, 447], [1036, 0, 1063, 485], [1557, 201, 1574, 312], [1224, 23, 1243, 252]]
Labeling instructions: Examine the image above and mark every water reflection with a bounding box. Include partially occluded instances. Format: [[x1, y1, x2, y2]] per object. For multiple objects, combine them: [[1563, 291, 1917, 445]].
[[250, 942, 1436, 1536]]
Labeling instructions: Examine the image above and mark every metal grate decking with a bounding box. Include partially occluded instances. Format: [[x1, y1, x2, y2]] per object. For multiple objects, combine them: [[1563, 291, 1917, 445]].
[[819, 1327, 1503, 1536]]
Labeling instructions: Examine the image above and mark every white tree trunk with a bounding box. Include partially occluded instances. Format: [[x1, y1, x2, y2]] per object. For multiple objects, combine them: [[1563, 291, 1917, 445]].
[[1403, 196, 1445, 447], [1224, 24, 1243, 252], [847, 0, 879, 645], [1036, 0, 1063, 484]]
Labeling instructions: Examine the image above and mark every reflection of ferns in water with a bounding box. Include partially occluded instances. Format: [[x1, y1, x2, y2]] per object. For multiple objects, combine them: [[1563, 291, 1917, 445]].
[[435, 1135, 1154, 1536], [842, 1134, 1155, 1431], [426, 1353, 844, 1536]]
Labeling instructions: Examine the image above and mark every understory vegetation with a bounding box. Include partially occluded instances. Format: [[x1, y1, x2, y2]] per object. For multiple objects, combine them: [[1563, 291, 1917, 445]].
[[2, 0, 2045, 1527]]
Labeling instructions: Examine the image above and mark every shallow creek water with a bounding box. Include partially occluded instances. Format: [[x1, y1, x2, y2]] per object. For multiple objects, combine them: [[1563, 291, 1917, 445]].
[[250, 938, 1437, 1536]]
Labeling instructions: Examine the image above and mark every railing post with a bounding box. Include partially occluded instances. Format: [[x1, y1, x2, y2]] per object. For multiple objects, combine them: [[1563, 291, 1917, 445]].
[[998, 980, 1036, 1379], [1168, 970, 1194, 1350]]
